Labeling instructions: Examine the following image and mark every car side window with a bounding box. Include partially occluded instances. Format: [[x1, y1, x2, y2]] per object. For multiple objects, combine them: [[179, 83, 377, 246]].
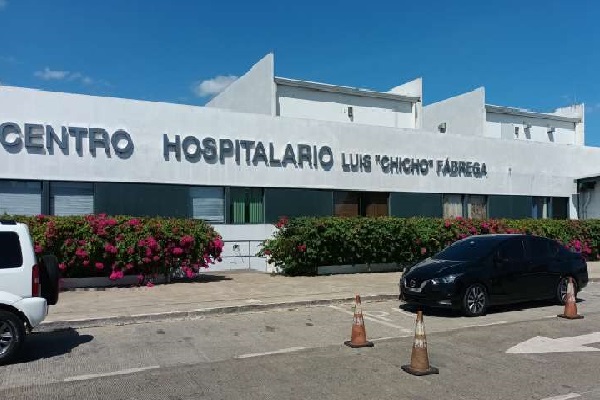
[[528, 237, 552, 259], [497, 239, 526, 262], [0, 232, 23, 269]]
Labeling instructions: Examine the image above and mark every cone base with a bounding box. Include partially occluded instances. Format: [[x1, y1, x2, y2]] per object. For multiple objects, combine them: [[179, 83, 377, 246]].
[[557, 314, 584, 319], [344, 340, 374, 348], [401, 364, 439, 376]]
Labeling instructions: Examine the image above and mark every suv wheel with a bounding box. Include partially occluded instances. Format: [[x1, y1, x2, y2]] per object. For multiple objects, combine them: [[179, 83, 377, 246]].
[[0, 311, 26, 366], [40, 254, 60, 306], [462, 284, 488, 317]]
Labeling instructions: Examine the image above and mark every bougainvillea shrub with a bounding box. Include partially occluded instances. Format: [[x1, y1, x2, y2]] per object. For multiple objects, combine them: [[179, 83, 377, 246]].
[[257, 216, 600, 276], [10, 214, 224, 282]]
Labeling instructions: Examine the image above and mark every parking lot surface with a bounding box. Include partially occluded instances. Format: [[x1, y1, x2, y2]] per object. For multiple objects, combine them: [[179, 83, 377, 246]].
[[0, 283, 599, 399]]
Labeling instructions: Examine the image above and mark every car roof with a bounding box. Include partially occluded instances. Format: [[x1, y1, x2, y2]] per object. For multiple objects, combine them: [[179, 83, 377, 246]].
[[459, 233, 550, 243]]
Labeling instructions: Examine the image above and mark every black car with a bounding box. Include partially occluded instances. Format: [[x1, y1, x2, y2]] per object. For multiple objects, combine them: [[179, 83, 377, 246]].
[[400, 234, 589, 317]]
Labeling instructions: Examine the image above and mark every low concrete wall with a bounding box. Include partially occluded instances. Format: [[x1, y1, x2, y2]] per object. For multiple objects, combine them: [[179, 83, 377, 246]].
[[317, 263, 404, 275], [60, 275, 168, 290]]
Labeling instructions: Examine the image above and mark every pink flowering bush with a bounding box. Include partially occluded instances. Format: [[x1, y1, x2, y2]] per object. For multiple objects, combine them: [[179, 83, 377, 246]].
[[11, 214, 224, 281], [257, 216, 600, 276]]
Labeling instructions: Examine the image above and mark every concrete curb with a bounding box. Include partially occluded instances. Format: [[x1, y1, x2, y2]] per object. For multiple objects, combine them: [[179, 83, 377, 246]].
[[38, 293, 400, 331]]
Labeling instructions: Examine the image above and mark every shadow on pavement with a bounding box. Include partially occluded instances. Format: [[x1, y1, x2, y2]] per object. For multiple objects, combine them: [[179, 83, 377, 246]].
[[18, 328, 93, 363], [172, 274, 233, 284], [400, 298, 578, 318]]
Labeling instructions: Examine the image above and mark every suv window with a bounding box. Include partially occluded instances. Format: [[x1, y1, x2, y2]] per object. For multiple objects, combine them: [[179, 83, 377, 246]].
[[498, 238, 526, 261], [0, 232, 23, 269]]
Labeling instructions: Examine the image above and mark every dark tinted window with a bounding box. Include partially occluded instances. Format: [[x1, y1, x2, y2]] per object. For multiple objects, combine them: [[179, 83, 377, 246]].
[[552, 197, 569, 220], [390, 193, 442, 218], [0, 232, 23, 269], [528, 237, 552, 258], [498, 239, 526, 261], [264, 188, 333, 223], [432, 237, 499, 261], [548, 240, 562, 256]]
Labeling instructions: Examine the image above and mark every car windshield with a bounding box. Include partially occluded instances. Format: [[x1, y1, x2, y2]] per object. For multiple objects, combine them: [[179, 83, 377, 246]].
[[432, 237, 499, 261]]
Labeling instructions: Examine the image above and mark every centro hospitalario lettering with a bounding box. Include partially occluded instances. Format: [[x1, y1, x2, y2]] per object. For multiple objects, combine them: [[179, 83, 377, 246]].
[[163, 134, 334, 170], [0, 122, 134, 159]]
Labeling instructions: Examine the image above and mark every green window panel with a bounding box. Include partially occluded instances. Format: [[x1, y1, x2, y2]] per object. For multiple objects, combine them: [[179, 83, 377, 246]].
[[230, 187, 264, 224]]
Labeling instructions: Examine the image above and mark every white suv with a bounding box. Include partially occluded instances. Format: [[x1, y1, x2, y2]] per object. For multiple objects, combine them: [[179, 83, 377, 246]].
[[0, 220, 60, 365]]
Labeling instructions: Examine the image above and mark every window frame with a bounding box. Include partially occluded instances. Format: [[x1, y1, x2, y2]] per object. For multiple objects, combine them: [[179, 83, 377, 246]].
[[443, 194, 488, 219], [333, 191, 389, 218], [228, 187, 265, 224]]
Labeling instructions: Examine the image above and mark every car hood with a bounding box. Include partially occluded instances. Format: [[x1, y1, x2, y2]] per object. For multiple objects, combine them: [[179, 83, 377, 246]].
[[404, 258, 468, 280]]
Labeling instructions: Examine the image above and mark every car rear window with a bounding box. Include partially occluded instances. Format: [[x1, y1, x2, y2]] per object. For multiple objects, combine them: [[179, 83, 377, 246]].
[[0, 232, 23, 269], [432, 237, 499, 261]]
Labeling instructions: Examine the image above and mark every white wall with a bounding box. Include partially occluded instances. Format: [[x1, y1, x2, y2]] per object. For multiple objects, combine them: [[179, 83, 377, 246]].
[[422, 87, 485, 136], [388, 77, 423, 128], [2, 85, 600, 271], [207, 224, 277, 272], [1, 85, 599, 199], [276, 85, 416, 129], [485, 112, 577, 144], [205, 53, 275, 116], [553, 104, 585, 145], [388, 77, 422, 98]]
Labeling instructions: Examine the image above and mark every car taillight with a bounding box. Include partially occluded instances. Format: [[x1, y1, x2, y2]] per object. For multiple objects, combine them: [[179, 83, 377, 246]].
[[32, 264, 41, 297]]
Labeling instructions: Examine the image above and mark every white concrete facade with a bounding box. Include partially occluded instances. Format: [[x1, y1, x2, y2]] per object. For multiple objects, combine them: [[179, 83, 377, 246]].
[[275, 78, 420, 129], [205, 53, 276, 116], [423, 87, 584, 146], [0, 53, 598, 272], [206, 53, 422, 130], [1, 84, 596, 197]]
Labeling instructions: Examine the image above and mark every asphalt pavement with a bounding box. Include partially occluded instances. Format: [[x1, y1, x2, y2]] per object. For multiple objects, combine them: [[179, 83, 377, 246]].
[[1, 282, 599, 399], [45, 261, 600, 330]]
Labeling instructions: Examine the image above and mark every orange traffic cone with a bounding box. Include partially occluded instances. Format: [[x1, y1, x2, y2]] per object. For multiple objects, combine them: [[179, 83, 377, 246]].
[[558, 277, 584, 320], [344, 294, 374, 348], [401, 310, 439, 376]]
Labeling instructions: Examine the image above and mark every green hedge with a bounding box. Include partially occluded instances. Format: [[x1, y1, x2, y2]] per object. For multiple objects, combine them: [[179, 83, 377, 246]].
[[8, 214, 224, 283], [257, 216, 600, 276]]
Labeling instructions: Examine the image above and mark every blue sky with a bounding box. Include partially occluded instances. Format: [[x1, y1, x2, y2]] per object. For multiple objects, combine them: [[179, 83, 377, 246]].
[[1, 1, 599, 144]]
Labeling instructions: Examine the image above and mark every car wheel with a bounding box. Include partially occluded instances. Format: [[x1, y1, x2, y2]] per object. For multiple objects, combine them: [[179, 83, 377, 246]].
[[556, 276, 577, 305], [462, 284, 488, 317], [0, 310, 26, 366], [40, 254, 60, 306]]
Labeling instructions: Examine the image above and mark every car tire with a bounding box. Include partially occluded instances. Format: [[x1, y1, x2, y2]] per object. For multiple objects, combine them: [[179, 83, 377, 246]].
[[462, 283, 488, 317], [40, 254, 60, 306], [0, 310, 26, 366], [556, 276, 577, 305]]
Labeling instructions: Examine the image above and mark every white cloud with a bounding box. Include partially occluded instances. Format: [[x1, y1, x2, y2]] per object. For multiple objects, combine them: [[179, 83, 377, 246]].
[[34, 67, 95, 85], [0, 0, 7, 10], [192, 75, 238, 97], [34, 67, 69, 80], [0, 56, 17, 64]]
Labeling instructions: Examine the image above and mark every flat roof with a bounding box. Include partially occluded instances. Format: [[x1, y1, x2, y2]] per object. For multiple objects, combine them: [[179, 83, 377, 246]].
[[274, 77, 421, 103], [485, 104, 581, 124], [576, 174, 600, 183]]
